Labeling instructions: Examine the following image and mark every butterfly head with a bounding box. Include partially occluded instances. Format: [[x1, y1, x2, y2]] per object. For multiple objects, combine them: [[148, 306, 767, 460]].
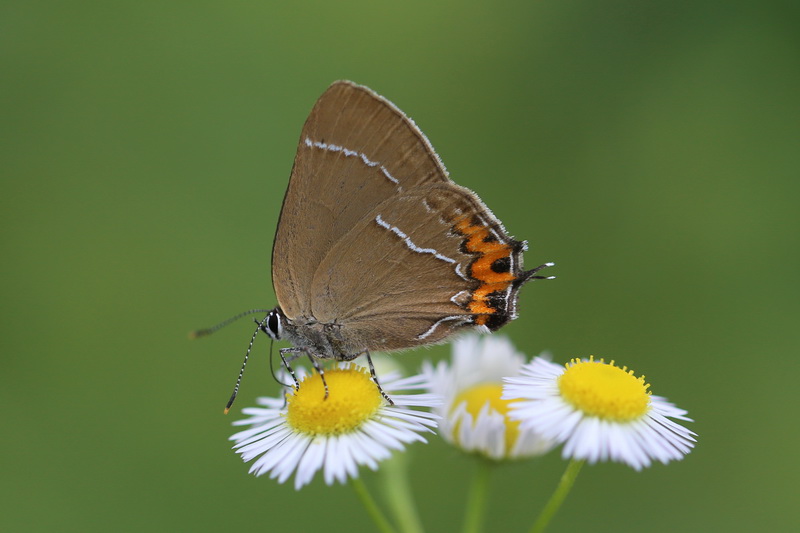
[[264, 307, 285, 341]]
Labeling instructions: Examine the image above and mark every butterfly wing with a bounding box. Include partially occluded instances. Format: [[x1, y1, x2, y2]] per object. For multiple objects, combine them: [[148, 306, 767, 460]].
[[309, 182, 532, 353], [272, 81, 450, 319]]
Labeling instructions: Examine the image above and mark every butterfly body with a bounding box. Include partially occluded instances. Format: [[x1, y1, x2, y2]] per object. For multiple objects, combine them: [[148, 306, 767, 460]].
[[265, 81, 553, 363]]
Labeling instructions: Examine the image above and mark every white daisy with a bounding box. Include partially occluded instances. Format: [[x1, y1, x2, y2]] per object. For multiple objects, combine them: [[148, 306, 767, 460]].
[[230, 363, 439, 489], [424, 334, 554, 460], [503, 356, 696, 470]]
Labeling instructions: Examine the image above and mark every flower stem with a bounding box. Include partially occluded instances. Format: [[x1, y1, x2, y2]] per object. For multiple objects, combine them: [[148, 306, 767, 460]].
[[352, 477, 399, 533], [380, 452, 425, 533], [529, 459, 585, 533], [461, 459, 492, 533]]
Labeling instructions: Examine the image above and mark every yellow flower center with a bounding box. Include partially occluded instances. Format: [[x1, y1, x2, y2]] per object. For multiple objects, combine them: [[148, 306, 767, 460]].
[[557, 357, 651, 421], [453, 383, 520, 454], [286, 367, 384, 435]]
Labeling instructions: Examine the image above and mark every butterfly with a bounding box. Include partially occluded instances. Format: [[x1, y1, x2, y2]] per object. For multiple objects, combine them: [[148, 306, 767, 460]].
[[195, 81, 553, 410]]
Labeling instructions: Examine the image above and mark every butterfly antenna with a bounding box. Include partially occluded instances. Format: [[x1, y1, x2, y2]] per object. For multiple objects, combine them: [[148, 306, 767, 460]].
[[223, 315, 270, 414], [189, 309, 272, 339], [251, 319, 293, 389]]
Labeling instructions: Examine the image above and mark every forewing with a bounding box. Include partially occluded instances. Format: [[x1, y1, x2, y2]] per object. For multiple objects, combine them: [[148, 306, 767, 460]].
[[272, 81, 450, 319]]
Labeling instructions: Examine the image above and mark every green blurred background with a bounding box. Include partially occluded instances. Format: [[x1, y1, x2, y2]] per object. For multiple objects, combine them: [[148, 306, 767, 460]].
[[3, 1, 798, 531]]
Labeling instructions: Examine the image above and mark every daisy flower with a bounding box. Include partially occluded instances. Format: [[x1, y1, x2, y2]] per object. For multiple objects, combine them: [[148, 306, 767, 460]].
[[230, 363, 439, 489], [503, 356, 696, 470], [424, 334, 554, 460]]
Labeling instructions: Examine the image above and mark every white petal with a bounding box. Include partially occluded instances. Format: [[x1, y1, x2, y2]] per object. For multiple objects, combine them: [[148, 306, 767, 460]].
[[505, 357, 695, 469], [295, 438, 326, 489]]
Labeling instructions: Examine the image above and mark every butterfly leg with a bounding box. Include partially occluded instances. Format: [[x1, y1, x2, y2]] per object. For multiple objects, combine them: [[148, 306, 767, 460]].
[[304, 352, 330, 400], [278, 348, 332, 401], [339, 350, 394, 406], [367, 351, 394, 406], [278, 347, 305, 391]]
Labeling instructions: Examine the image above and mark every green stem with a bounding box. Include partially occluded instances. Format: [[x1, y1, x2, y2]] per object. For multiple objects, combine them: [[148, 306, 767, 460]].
[[352, 477, 398, 533], [461, 459, 492, 533], [529, 459, 585, 533], [380, 452, 425, 533]]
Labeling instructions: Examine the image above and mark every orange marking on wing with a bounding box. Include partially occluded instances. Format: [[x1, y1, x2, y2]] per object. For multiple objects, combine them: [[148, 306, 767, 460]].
[[470, 251, 515, 283], [454, 217, 517, 320], [469, 292, 499, 316]]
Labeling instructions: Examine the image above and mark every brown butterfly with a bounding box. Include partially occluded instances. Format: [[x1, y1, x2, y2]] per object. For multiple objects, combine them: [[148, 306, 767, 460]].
[[196, 81, 553, 410]]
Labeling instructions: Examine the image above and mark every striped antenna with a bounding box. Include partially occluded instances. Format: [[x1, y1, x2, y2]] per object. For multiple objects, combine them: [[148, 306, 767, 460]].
[[189, 309, 272, 339], [224, 314, 270, 414]]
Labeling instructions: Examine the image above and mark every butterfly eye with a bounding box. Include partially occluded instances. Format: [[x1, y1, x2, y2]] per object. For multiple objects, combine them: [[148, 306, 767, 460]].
[[266, 309, 283, 340]]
